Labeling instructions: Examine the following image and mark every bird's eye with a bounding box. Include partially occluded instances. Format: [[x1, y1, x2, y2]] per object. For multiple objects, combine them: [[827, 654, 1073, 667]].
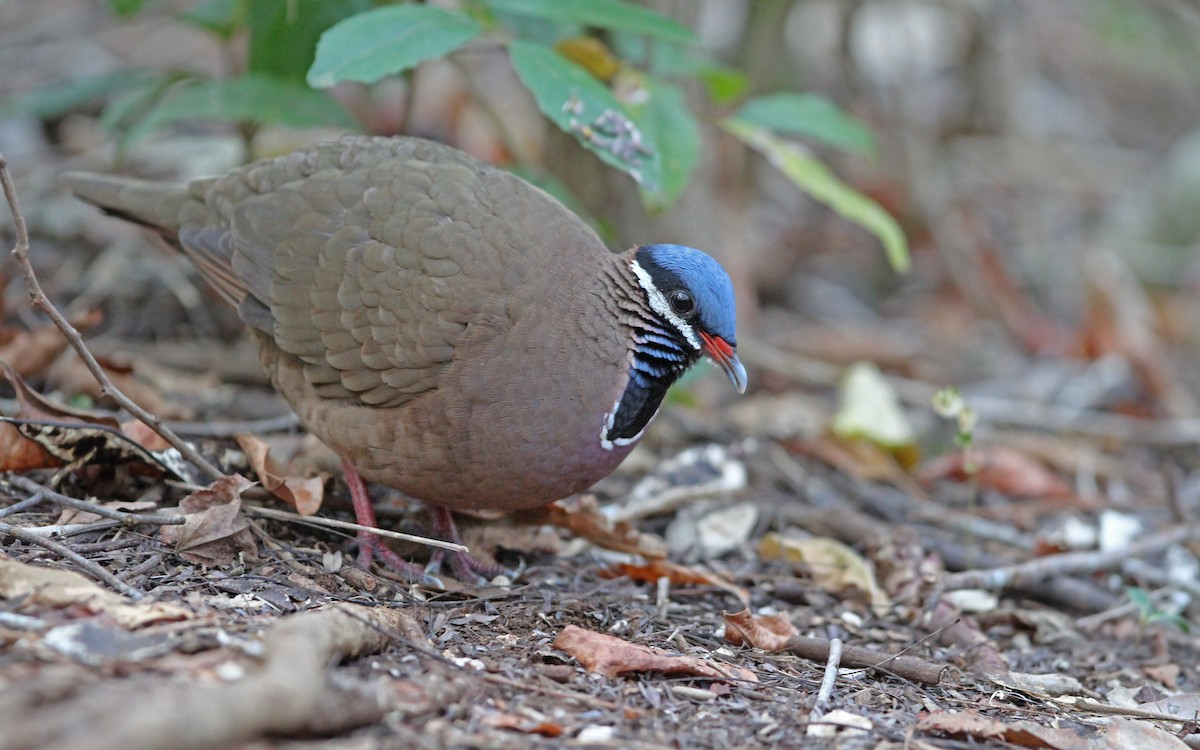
[[669, 290, 695, 315]]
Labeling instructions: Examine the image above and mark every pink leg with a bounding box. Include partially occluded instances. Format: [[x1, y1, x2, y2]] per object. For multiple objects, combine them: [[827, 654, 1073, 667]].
[[426, 504, 508, 582], [342, 460, 428, 581]]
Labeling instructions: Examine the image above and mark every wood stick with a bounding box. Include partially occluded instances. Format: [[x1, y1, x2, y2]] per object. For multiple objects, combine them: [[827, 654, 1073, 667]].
[[6, 475, 185, 526], [0, 521, 143, 599], [0, 154, 224, 481]]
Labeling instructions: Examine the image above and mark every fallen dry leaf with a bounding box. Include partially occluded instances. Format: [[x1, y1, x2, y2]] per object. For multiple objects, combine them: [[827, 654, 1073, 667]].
[[554, 624, 756, 682], [530, 495, 667, 558], [722, 609, 798, 652], [236, 434, 326, 516], [120, 419, 172, 452], [599, 560, 749, 605], [918, 446, 1073, 499], [2, 361, 120, 428], [0, 558, 188, 628], [917, 711, 1189, 750], [759, 532, 891, 613], [0, 364, 178, 476], [0, 420, 60, 471], [0, 310, 102, 378], [159, 475, 259, 565], [793, 432, 924, 494], [46, 351, 192, 419], [478, 712, 565, 737]]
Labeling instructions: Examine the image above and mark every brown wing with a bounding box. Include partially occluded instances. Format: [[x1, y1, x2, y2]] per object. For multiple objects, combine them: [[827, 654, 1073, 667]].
[[181, 136, 607, 409]]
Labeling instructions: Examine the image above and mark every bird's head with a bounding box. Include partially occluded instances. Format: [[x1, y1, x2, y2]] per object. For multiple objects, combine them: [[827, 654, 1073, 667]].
[[631, 244, 747, 393]]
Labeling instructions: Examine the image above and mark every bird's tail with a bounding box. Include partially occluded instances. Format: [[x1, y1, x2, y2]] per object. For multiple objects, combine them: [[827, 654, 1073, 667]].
[[58, 172, 196, 236]]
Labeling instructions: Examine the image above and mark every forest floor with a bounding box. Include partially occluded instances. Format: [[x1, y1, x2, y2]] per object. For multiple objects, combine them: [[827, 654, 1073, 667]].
[[2, 143, 1200, 750], [4, 2, 1200, 747]]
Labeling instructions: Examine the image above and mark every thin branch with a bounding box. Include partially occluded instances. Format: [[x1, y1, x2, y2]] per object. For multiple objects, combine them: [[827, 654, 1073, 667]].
[[808, 637, 843, 718], [0, 153, 224, 481], [0, 520, 144, 599], [6, 475, 185, 525], [163, 413, 301, 438], [942, 523, 1200, 591], [243, 505, 468, 553]]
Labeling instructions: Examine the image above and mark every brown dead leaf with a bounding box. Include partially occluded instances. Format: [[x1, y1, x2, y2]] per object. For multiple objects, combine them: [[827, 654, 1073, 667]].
[[46, 352, 192, 419], [1141, 663, 1181, 690], [0, 364, 178, 476], [792, 432, 925, 497], [554, 624, 756, 683], [918, 446, 1073, 499], [0, 310, 102, 378], [479, 712, 565, 737], [159, 475, 258, 565], [0, 557, 188, 628], [2, 361, 120, 428], [236, 434, 326, 515], [120, 419, 172, 452], [529, 495, 667, 558], [599, 560, 748, 606], [0, 420, 60, 471], [917, 711, 1187, 750], [722, 609, 798, 652], [917, 710, 1083, 748]]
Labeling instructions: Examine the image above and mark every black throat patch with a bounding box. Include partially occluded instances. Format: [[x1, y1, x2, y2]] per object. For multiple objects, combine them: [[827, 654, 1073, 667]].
[[603, 320, 697, 446]]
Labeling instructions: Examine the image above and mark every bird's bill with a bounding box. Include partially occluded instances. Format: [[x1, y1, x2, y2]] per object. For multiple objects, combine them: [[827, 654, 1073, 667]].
[[700, 332, 748, 394]]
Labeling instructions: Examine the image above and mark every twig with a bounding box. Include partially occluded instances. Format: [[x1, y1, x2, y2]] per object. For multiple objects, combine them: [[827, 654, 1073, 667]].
[[5, 475, 185, 525], [808, 637, 843, 718], [163, 413, 301, 438], [942, 523, 1200, 591], [0, 521, 144, 599], [0, 491, 45, 518], [783, 635, 947, 686], [243, 505, 468, 553], [0, 153, 224, 481]]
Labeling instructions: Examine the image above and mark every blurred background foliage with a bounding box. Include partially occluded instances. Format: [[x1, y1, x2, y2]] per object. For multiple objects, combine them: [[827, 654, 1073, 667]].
[[2, 0, 1200, 420]]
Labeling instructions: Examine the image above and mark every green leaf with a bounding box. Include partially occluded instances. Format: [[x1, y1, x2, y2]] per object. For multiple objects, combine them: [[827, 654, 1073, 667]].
[[2, 71, 155, 119], [248, 0, 372, 82], [107, 0, 147, 17], [180, 0, 243, 39], [120, 73, 355, 147], [483, 0, 694, 43], [722, 117, 909, 273], [100, 75, 179, 134], [735, 92, 876, 156], [508, 39, 659, 191], [308, 5, 483, 87], [612, 34, 748, 104], [698, 66, 749, 106], [623, 74, 698, 210]]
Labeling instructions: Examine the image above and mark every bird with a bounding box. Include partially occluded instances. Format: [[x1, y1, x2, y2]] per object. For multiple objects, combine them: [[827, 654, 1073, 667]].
[[62, 135, 746, 580]]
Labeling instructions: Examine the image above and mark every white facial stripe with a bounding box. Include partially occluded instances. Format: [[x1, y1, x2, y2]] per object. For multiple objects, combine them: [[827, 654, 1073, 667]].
[[629, 259, 700, 350]]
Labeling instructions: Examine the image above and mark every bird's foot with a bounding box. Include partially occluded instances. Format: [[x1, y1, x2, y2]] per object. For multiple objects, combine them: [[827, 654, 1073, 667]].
[[426, 548, 510, 583], [342, 461, 512, 584], [425, 503, 516, 584], [355, 530, 442, 585]]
